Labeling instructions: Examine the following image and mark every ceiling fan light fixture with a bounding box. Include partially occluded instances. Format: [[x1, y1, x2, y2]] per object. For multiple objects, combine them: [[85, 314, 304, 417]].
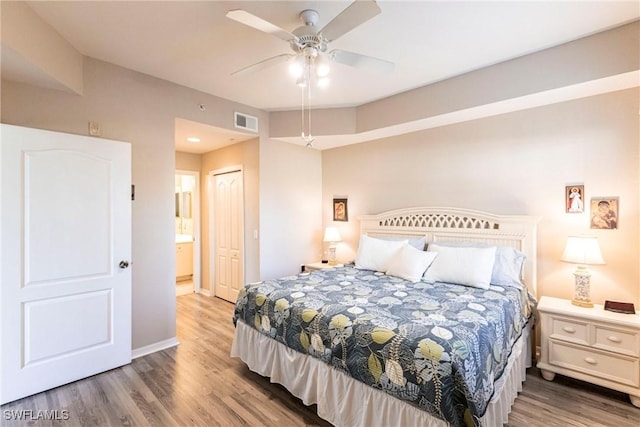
[[288, 56, 304, 78], [315, 55, 330, 77], [226, 1, 392, 149], [227, 1, 394, 81]]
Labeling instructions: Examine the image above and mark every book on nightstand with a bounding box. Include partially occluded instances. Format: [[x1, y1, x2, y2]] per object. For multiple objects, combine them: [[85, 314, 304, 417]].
[[604, 300, 636, 314]]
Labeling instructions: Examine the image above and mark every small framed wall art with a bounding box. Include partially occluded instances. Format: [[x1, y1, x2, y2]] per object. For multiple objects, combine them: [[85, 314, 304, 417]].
[[333, 198, 348, 222], [590, 197, 618, 229], [565, 185, 584, 213]]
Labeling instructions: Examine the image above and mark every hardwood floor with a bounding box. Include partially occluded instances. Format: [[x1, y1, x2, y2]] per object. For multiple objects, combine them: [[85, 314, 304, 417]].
[[2, 294, 639, 426]]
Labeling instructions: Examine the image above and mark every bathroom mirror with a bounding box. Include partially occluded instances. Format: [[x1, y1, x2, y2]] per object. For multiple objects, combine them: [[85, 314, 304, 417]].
[[175, 173, 196, 236], [181, 192, 192, 219], [175, 191, 192, 218]]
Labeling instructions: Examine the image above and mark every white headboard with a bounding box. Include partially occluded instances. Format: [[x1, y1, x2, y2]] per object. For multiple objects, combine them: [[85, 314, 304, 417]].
[[359, 207, 541, 297]]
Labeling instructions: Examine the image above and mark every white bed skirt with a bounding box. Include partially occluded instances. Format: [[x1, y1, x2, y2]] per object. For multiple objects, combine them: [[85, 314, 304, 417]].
[[231, 320, 531, 427]]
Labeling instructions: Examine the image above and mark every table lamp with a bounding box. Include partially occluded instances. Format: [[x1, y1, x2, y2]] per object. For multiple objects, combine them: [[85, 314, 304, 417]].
[[561, 236, 605, 307], [323, 227, 341, 265]]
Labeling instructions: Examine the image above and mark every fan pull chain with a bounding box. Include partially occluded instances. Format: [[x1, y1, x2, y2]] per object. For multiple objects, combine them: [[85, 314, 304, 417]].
[[300, 79, 305, 140], [307, 67, 313, 147], [300, 55, 314, 147]]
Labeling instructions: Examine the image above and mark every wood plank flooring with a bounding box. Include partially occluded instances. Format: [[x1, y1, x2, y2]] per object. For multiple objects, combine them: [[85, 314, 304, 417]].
[[2, 293, 639, 426]]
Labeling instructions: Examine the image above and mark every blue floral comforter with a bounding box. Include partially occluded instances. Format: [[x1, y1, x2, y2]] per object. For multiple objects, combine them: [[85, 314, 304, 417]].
[[233, 266, 534, 427]]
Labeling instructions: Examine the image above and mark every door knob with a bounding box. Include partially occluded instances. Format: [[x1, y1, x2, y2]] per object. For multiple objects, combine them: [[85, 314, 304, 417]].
[[119, 260, 130, 269]]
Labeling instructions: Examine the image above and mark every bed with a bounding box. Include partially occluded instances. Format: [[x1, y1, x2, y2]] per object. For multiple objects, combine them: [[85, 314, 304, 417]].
[[231, 207, 540, 427]]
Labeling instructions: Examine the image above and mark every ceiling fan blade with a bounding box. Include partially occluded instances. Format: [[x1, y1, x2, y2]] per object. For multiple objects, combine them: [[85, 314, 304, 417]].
[[231, 53, 293, 77], [226, 9, 296, 42], [329, 49, 394, 74], [319, 0, 381, 42]]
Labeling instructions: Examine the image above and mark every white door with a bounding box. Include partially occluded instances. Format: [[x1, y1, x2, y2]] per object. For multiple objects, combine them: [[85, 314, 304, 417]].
[[214, 170, 244, 303], [0, 124, 131, 404]]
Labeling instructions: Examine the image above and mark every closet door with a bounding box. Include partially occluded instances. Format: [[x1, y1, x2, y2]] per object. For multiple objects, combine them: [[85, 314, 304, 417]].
[[214, 170, 244, 303]]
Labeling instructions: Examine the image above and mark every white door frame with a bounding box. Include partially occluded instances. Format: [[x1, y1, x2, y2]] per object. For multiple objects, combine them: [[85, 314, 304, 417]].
[[175, 170, 201, 294], [208, 165, 244, 298]]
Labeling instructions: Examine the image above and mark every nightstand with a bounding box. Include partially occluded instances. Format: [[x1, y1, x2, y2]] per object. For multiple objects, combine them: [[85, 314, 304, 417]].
[[536, 296, 640, 407], [304, 262, 344, 272]]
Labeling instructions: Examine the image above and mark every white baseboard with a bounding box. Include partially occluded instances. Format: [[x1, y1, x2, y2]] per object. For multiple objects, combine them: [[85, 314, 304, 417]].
[[131, 337, 180, 359], [198, 288, 212, 297]]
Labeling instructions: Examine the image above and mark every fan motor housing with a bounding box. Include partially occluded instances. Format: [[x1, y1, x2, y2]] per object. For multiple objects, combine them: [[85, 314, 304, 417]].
[[290, 9, 327, 53], [291, 34, 326, 53]]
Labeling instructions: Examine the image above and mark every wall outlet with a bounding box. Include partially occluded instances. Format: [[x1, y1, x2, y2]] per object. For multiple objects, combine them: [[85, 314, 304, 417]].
[[88, 121, 101, 136]]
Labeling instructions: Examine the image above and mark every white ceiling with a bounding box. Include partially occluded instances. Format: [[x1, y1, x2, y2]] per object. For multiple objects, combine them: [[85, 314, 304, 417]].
[[11, 1, 640, 152], [174, 117, 257, 153]]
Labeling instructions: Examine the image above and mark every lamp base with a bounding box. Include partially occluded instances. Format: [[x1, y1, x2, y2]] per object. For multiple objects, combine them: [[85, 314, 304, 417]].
[[571, 298, 594, 308], [328, 246, 337, 266], [572, 266, 593, 308]]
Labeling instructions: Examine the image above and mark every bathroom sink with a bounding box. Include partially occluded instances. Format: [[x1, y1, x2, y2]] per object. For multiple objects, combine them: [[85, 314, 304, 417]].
[[175, 234, 193, 244]]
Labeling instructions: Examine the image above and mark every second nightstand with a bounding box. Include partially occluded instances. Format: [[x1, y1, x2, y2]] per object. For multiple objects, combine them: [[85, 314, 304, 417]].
[[304, 262, 344, 272], [536, 295, 640, 407]]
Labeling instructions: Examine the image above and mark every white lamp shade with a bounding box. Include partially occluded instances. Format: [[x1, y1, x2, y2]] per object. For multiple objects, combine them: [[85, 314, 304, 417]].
[[323, 227, 341, 243], [561, 236, 605, 265]]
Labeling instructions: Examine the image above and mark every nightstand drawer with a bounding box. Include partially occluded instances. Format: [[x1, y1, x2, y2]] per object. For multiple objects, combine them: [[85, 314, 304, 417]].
[[549, 340, 640, 387], [594, 325, 639, 356], [550, 316, 588, 345]]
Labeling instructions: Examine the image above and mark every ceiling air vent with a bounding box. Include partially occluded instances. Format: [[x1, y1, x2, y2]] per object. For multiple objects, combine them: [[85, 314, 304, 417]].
[[234, 112, 258, 133]]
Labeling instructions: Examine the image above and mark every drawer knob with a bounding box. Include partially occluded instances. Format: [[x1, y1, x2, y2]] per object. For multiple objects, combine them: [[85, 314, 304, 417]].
[[562, 326, 576, 334], [584, 357, 598, 365], [607, 335, 622, 343]]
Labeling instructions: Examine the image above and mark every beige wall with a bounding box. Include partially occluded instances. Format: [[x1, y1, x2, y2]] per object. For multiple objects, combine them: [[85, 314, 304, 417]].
[[269, 22, 638, 146], [270, 107, 357, 139], [323, 88, 640, 306], [356, 22, 639, 135], [176, 151, 202, 172], [200, 139, 260, 292], [1, 1, 83, 94], [260, 139, 323, 279]]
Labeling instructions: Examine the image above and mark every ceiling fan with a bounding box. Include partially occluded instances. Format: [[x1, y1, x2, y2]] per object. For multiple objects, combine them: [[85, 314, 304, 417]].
[[225, 0, 394, 78]]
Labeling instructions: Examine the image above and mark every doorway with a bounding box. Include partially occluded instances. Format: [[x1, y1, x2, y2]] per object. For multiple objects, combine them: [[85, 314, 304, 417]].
[[175, 170, 200, 296]]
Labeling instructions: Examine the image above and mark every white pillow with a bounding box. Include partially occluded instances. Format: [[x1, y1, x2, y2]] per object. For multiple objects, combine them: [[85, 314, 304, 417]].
[[386, 244, 438, 282], [423, 244, 497, 289], [426, 241, 526, 287], [375, 235, 427, 251], [355, 235, 408, 272]]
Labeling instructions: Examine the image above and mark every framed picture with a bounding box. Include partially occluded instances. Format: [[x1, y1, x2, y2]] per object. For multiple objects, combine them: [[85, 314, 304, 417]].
[[333, 198, 348, 222], [590, 197, 618, 229], [565, 185, 584, 213]]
